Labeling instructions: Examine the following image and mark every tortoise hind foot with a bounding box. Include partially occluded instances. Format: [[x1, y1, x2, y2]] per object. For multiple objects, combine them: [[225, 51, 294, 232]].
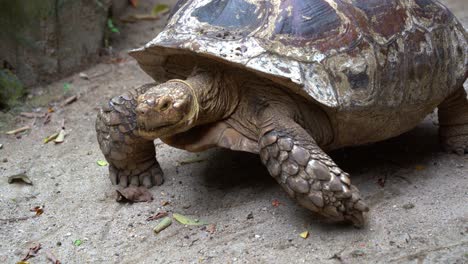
[[96, 85, 164, 188], [259, 128, 369, 227], [439, 88, 468, 155]]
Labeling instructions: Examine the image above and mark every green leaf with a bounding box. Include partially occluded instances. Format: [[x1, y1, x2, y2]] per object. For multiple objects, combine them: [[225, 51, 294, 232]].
[[63, 83, 71, 92], [173, 213, 208, 226], [97, 160, 108, 166], [151, 4, 169, 16], [73, 239, 82, 246], [44, 132, 59, 143], [107, 18, 120, 33]]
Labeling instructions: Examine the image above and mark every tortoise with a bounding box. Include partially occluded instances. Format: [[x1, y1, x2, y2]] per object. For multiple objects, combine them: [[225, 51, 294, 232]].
[[96, 0, 468, 226]]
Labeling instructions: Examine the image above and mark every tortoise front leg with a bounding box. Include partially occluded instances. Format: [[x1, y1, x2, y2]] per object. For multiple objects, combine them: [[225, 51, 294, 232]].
[[258, 115, 368, 226], [438, 88, 468, 155], [96, 84, 163, 187]]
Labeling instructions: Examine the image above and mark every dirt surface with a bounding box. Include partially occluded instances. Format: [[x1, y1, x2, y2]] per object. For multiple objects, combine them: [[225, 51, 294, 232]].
[[1, 1, 467, 263]]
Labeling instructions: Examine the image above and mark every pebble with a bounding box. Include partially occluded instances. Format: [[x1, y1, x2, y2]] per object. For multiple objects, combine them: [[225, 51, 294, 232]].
[[2, 158, 7, 163], [247, 212, 254, 219], [402, 203, 415, 210]]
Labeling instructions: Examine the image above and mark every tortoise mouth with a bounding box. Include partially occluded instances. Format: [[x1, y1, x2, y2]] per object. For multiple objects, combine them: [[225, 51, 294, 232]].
[[136, 117, 186, 139]]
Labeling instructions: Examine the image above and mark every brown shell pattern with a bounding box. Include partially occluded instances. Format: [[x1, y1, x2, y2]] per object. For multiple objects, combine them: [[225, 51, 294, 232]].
[[131, 0, 467, 110]]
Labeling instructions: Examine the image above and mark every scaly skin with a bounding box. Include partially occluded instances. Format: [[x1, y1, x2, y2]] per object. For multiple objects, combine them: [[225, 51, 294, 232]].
[[96, 69, 369, 226], [258, 112, 368, 227], [96, 84, 163, 187], [438, 88, 468, 155]]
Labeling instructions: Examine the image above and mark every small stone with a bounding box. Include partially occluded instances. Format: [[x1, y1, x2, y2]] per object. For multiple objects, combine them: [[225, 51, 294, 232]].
[[290, 146, 310, 166], [0, 144, 3, 149], [278, 138, 294, 151], [350, 249, 365, 257], [247, 212, 254, 219], [402, 203, 415, 210], [2, 158, 7, 163], [56, 241, 62, 246]]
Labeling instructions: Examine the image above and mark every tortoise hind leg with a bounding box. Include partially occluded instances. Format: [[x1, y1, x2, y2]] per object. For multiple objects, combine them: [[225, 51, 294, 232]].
[[96, 84, 164, 187], [438, 88, 468, 155], [258, 114, 369, 226]]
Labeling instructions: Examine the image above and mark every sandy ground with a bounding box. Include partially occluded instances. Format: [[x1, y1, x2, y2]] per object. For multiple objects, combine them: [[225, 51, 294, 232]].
[[1, 1, 467, 263]]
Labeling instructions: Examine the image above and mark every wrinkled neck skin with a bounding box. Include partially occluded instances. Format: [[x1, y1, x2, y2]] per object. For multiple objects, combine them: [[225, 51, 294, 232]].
[[164, 67, 240, 136]]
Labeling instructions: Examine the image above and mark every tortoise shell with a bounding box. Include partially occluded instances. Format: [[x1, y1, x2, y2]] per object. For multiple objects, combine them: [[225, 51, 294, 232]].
[[130, 0, 467, 109]]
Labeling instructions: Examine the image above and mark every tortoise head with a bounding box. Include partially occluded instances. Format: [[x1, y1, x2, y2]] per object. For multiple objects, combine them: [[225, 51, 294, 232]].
[[135, 80, 199, 139]]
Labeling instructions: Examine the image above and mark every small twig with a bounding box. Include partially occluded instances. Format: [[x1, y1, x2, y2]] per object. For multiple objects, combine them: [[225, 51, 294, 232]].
[[20, 112, 46, 118], [0, 215, 35, 223], [178, 157, 206, 165], [46, 250, 61, 264], [60, 95, 78, 107], [389, 241, 468, 262], [6, 126, 30, 135], [89, 69, 112, 79], [43, 112, 52, 125], [21, 243, 42, 261]]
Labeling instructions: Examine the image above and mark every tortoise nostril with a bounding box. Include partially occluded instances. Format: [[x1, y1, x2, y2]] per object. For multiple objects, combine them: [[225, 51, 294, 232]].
[[137, 105, 149, 116]]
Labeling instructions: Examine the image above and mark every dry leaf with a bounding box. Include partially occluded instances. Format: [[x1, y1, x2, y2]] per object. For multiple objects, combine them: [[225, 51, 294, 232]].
[[299, 231, 309, 239], [54, 129, 65, 143], [152, 4, 169, 16], [415, 165, 425, 171], [79, 72, 89, 80], [116, 186, 153, 202], [8, 174, 33, 185], [206, 223, 216, 234], [30, 206, 44, 216], [146, 211, 168, 221], [129, 0, 138, 7], [272, 199, 281, 207]]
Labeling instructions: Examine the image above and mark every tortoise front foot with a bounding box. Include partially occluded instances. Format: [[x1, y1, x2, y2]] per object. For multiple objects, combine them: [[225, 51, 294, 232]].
[[96, 85, 164, 188], [259, 125, 368, 226], [109, 159, 163, 188], [439, 88, 468, 155]]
